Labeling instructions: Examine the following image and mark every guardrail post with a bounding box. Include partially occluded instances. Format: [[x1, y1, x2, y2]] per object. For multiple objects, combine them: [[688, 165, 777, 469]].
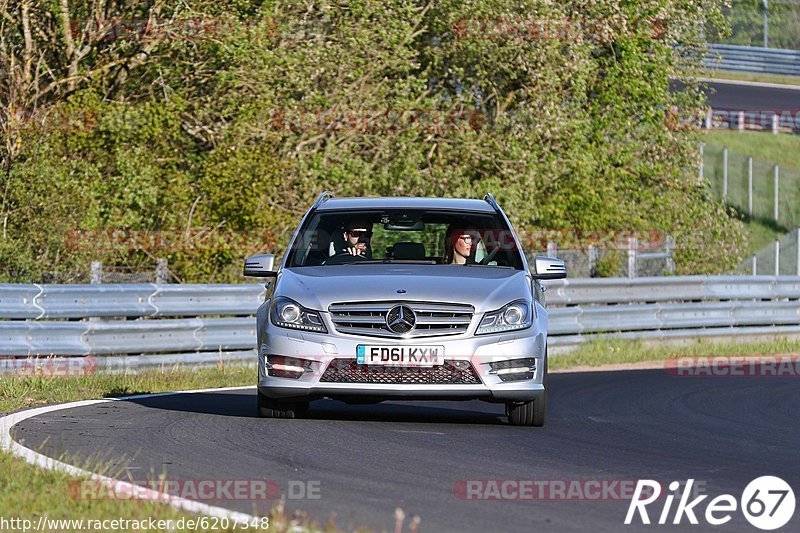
[[705, 109, 712, 130], [155, 258, 169, 284], [772, 113, 779, 134], [774, 164, 779, 222], [737, 111, 745, 132], [775, 239, 780, 276], [546, 241, 558, 258], [748, 157, 753, 216], [752, 255, 757, 275], [90, 261, 102, 284], [723, 147, 728, 200], [665, 236, 675, 275], [627, 236, 637, 279]]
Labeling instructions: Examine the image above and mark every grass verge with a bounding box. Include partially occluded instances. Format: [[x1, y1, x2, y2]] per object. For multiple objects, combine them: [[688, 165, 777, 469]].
[[705, 131, 800, 171], [698, 69, 800, 88], [549, 337, 800, 370], [0, 364, 346, 532], [0, 364, 253, 414], [742, 218, 786, 257]]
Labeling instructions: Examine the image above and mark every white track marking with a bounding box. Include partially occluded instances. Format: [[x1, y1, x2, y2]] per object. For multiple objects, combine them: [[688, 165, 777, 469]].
[[0, 386, 257, 523]]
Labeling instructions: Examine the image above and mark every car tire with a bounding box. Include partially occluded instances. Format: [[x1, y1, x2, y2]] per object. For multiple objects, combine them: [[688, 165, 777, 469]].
[[257, 391, 308, 419], [506, 350, 547, 427], [506, 395, 546, 426]]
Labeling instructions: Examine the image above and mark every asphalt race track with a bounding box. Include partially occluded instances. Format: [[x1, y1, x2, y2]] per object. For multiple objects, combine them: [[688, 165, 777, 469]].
[[703, 80, 800, 111], [11, 369, 800, 532]]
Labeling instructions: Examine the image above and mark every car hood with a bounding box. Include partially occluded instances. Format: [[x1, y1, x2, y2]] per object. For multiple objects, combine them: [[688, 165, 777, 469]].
[[274, 265, 531, 314]]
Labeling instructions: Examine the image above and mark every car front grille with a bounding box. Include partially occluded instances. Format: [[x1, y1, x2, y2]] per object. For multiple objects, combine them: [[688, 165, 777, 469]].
[[328, 301, 474, 338], [320, 359, 481, 385]]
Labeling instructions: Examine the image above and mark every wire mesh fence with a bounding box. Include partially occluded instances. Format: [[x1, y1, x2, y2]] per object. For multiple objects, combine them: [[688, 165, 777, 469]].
[[704, 143, 800, 230], [525, 237, 675, 278], [739, 227, 800, 275]]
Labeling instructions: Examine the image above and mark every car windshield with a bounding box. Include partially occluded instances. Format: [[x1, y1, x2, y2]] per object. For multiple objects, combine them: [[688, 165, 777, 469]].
[[285, 209, 525, 269]]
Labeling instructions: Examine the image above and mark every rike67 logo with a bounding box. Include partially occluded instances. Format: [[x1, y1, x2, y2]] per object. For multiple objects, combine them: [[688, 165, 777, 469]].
[[625, 477, 795, 530]]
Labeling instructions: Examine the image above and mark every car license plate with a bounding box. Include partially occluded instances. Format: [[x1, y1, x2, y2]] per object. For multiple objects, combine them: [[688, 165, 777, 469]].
[[356, 345, 444, 366]]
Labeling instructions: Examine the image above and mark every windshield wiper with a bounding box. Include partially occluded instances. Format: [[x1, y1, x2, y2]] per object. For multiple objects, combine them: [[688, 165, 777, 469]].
[[465, 263, 514, 269], [349, 259, 438, 265]]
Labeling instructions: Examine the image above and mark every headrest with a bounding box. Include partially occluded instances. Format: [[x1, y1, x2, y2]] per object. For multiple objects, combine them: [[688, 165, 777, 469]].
[[393, 242, 425, 260]]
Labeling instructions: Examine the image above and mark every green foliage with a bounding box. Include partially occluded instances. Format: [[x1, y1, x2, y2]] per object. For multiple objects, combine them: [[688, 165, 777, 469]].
[[0, 0, 746, 282], [714, 0, 800, 49], [593, 251, 625, 278]]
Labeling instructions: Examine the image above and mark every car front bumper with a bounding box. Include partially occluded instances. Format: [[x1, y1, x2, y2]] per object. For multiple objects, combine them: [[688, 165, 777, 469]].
[[257, 324, 547, 403]]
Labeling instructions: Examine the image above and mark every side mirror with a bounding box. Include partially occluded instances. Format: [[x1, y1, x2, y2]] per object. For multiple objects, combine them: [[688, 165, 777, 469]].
[[532, 256, 567, 279], [244, 254, 277, 277]]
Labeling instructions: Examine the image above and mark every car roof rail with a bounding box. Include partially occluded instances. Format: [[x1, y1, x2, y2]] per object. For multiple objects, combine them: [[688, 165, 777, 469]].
[[483, 193, 501, 213], [311, 191, 335, 210]]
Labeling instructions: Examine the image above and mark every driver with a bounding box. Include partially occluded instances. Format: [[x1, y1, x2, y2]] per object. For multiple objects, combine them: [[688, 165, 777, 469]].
[[341, 218, 373, 257]]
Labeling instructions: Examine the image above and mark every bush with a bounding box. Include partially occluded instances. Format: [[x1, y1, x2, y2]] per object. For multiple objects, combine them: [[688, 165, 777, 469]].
[[0, 0, 744, 282]]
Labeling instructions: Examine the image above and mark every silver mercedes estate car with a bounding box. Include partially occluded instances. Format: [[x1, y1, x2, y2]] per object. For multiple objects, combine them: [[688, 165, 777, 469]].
[[244, 193, 566, 426]]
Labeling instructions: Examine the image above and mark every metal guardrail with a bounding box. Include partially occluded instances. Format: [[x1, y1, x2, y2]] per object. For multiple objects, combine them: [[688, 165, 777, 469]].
[[0, 317, 255, 356], [2, 276, 800, 370], [542, 275, 800, 348], [0, 283, 265, 319], [704, 44, 800, 77], [542, 276, 800, 305]]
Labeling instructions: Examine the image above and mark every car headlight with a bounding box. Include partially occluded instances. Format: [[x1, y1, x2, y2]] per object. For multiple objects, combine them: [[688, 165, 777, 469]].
[[270, 297, 327, 333], [475, 300, 532, 335]]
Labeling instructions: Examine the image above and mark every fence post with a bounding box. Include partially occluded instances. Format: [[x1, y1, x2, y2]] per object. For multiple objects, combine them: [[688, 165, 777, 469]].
[[665, 235, 675, 275], [748, 157, 753, 216], [775, 239, 780, 276], [796, 228, 800, 276], [627, 236, 637, 279], [737, 111, 745, 132], [546, 241, 557, 258], [774, 164, 779, 222], [90, 261, 102, 284], [772, 113, 779, 134], [588, 244, 598, 277], [723, 147, 728, 200], [155, 258, 169, 284], [705, 109, 712, 130]]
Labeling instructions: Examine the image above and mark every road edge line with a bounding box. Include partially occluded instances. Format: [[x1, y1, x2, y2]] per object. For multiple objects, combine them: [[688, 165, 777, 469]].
[[0, 385, 258, 524]]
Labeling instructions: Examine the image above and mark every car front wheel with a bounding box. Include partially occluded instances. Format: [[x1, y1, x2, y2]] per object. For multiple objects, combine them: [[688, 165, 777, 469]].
[[506, 351, 547, 426], [257, 391, 309, 419], [506, 395, 546, 426]]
